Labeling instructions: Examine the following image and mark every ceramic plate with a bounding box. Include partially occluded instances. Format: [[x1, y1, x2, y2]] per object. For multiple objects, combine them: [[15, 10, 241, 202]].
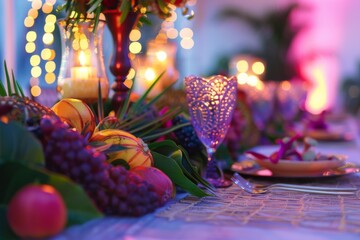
[[253, 155, 347, 177], [303, 129, 354, 142], [231, 159, 360, 179], [291, 120, 355, 142]]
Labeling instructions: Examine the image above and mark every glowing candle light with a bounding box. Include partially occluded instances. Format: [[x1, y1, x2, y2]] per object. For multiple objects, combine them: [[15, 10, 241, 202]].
[[57, 19, 109, 103]]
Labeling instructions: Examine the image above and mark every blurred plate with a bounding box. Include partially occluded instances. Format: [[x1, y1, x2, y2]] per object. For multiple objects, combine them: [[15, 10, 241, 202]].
[[303, 129, 354, 142], [231, 159, 360, 178], [290, 119, 355, 142], [253, 156, 346, 177]]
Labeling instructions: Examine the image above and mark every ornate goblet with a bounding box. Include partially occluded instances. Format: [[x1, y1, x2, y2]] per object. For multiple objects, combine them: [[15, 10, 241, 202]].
[[185, 75, 237, 188]]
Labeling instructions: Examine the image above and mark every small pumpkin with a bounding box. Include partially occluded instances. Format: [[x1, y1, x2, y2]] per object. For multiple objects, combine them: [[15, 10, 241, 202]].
[[51, 98, 95, 137], [90, 129, 153, 169]]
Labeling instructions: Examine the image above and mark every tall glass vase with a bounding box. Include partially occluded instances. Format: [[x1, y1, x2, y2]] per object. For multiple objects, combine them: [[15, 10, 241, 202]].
[[103, 10, 139, 111], [57, 19, 109, 104]]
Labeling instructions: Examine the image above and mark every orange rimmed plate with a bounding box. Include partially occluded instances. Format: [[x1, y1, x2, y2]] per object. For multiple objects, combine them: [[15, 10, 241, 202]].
[[231, 159, 360, 179], [252, 155, 347, 177]]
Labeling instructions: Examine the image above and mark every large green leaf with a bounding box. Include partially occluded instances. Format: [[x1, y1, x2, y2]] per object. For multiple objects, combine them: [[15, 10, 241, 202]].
[[47, 173, 103, 226], [150, 141, 214, 191], [0, 162, 102, 232], [0, 162, 47, 204], [151, 151, 211, 198], [0, 205, 17, 240], [0, 122, 44, 166]]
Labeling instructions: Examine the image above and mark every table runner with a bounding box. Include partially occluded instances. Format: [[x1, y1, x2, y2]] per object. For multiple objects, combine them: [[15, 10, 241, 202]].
[[157, 174, 360, 233]]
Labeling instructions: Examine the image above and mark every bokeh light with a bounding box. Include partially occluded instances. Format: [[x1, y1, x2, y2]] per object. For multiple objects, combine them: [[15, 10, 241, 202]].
[[24, 17, 35, 28], [28, 9, 39, 19], [252, 61, 265, 75], [44, 23, 55, 33], [30, 77, 40, 86], [180, 28, 193, 39], [166, 28, 178, 39], [236, 60, 249, 73], [247, 75, 260, 87], [26, 31, 37, 42], [43, 33, 54, 45], [129, 29, 141, 42], [156, 51, 167, 62], [45, 72, 56, 84], [31, 66, 42, 78], [41, 48, 51, 60], [30, 55, 41, 66], [31, 0, 43, 10], [237, 73, 248, 85], [25, 42, 36, 53], [127, 68, 136, 80], [45, 14, 56, 23], [42, 3, 53, 14], [45, 61, 56, 72], [31, 85, 42, 97], [129, 42, 142, 54], [280, 81, 291, 91], [145, 68, 156, 81], [180, 38, 194, 49]]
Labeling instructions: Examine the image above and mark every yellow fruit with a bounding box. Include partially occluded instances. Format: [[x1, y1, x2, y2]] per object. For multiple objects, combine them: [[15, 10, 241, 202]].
[[90, 129, 153, 168], [51, 98, 95, 137]]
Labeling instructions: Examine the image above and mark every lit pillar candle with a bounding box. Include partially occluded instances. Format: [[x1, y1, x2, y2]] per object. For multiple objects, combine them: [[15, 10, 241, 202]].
[[134, 66, 162, 98], [59, 51, 108, 103], [57, 19, 109, 103], [71, 51, 97, 80], [70, 66, 97, 80]]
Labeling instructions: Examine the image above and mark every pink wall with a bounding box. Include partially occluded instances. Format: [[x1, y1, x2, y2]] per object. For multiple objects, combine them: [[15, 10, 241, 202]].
[[185, 0, 355, 113], [290, 0, 350, 113]]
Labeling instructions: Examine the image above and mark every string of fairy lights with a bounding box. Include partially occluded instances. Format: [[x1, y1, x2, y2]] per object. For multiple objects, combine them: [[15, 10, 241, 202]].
[[25, 0, 58, 97], [24, 0, 196, 97]]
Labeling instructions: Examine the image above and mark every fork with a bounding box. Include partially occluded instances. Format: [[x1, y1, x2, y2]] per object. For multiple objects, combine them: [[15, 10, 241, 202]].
[[231, 173, 357, 195]]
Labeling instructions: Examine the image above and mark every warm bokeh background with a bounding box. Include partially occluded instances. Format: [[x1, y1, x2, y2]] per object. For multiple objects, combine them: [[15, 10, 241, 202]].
[[1, 0, 360, 113]]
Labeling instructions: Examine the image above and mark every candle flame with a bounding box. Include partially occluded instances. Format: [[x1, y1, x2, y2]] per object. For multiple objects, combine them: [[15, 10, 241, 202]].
[[79, 51, 86, 66], [280, 81, 291, 91], [156, 51, 167, 62], [145, 68, 156, 81]]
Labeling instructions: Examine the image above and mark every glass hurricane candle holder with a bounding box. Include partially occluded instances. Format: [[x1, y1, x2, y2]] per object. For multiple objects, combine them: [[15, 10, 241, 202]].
[[146, 39, 179, 88], [132, 55, 163, 98], [57, 18, 109, 104], [185, 75, 237, 188]]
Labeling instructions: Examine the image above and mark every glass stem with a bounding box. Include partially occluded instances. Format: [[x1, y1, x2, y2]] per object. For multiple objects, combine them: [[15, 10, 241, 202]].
[[206, 147, 216, 162], [205, 147, 221, 180]]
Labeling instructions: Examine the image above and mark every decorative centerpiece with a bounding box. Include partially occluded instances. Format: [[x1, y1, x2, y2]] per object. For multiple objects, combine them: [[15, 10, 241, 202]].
[[0, 59, 212, 238], [59, 0, 192, 109]]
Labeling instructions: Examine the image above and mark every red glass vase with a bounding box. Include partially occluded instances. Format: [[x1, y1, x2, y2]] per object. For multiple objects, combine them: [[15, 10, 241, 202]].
[[103, 10, 139, 111]]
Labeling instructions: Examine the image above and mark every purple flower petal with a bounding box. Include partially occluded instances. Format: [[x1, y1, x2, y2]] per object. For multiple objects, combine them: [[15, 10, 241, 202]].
[[245, 151, 268, 160]]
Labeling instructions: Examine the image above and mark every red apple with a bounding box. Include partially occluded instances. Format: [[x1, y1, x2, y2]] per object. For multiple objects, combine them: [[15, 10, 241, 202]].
[[7, 184, 67, 238], [131, 166, 174, 205]]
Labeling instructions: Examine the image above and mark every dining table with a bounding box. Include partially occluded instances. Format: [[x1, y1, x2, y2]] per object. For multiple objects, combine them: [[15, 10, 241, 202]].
[[53, 127, 360, 240]]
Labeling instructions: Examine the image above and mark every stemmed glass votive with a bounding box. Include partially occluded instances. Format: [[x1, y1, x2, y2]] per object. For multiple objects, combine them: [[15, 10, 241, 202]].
[[185, 75, 237, 188]]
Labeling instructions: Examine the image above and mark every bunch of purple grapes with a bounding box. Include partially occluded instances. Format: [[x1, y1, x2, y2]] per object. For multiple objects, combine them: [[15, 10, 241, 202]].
[[172, 115, 203, 154], [35, 115, 160, 216]]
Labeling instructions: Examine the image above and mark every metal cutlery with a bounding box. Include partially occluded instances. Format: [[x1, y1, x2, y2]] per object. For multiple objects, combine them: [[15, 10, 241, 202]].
[[231, 173, 357, 195]]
